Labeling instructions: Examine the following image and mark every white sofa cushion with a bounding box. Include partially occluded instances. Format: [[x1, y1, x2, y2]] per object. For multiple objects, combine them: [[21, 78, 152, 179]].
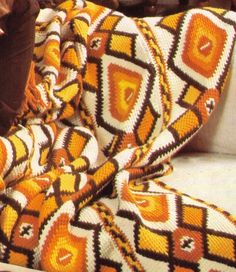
[[162, 152, 236, 215]]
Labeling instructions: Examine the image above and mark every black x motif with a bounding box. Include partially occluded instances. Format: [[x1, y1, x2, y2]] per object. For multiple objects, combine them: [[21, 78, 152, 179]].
[[205, 99, 215, 115], [180, 236, 195, 251], [20, 224, 33, 238], [90, 38, 101, 50]]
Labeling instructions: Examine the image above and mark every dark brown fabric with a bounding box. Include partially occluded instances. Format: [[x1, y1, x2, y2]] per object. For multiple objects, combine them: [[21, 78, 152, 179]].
[[87, 0, 119, 10], [232, 0, 236, 10], [37, 0, 65, 8], [0, 0, 40, 136]]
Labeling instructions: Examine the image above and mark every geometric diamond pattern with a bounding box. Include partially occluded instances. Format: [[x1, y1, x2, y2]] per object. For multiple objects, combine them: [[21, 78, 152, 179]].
[[207, 233, 236, 263], [169, 9, 235, 90], [181, 205, 206, 229], [108, 64, 142, 122], [136, 225, 170, 257], [181, 14, 226, 78], [172, 227, 204, 263], [0, 1, 235, 271]]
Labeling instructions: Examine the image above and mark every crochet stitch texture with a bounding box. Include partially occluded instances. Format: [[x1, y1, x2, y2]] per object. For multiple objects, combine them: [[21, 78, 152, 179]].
[[0, 1, 236, 271]]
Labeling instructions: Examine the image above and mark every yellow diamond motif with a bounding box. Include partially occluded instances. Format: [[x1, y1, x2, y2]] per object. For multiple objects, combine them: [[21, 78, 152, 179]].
[[182, 86, 201, 105], [161, 12, 183, 31], [207, 234, 236, 261], [138, 225, 169, 256], [100, 15, 120, 31], [182, 205, 204, 228], [110, 34, 133, 57]]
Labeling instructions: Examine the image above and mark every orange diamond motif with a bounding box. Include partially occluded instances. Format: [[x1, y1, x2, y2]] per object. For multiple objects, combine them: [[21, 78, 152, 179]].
[[108, 64, 142, 122], [182, 205, 205, 228], [57, 248, 73, 266], [182, 14, 227, 78], [173, 227, 204, 262], [198, 36, 213, 57], [41, 214, 87, 272]]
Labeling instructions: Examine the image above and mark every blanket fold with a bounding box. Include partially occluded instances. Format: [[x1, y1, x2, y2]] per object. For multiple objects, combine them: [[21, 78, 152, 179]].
[[0, 1, 236, 271]]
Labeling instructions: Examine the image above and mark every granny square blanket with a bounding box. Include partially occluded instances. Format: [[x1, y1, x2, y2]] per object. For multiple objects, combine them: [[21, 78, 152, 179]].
[[0, 1, 236, 271]]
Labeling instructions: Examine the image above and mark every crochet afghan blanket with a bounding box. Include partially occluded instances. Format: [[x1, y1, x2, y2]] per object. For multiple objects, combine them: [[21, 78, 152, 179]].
[[0, 1, 236, 271]]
